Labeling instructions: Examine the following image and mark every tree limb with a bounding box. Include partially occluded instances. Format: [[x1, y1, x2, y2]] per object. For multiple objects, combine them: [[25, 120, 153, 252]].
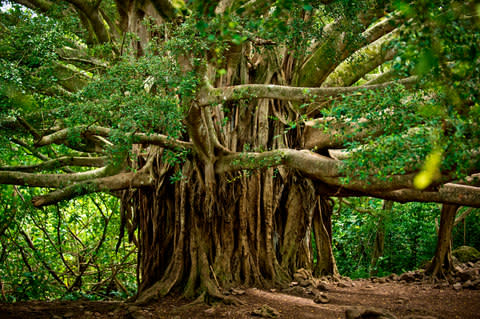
[[31, 171, 152, 207], [36, 125, 192, 150], [12, 0, 54, 13], [322, 30, 398, 87], [215, 149, 480, 206], [294, 9, 396, 87], [198, 77, 416, 107], [0, 156, 107, 172], [0, 165, 117, 188], [376, 184, 480, 208], [215, 148, 418, 191]]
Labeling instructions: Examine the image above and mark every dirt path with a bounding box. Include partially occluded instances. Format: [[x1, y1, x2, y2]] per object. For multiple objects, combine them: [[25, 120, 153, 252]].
[[1, 280, 479, 318]]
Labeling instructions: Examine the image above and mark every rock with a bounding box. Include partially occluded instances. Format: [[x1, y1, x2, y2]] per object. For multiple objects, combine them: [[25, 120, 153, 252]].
[[130, 312, 147, 319], [231, 288, 246, 295], [471, 279, 480, 289], [63, 312, 74, 318], [299, 279, 312, 287], [252, 304, 280, 318], [345, 306, 398, 319], [403, 316, 438, 319], [452, 246, 480, 263], [310, 277, 321, 288], [282, 286, 304, 295], [204, 307, 216, 314], [453, 282, 462, 291], [289, 281, 299, 287], [389, 273, 399, 281], [293, 268, 312, 282], [338, 281, 353, 288], [463, 280, 473, 289], [313, 291, 329, 304], [458, 268, 478, 281], [128, 306, 141, 313], [316, 281, 329, 291], [399, 272, 416, 283]]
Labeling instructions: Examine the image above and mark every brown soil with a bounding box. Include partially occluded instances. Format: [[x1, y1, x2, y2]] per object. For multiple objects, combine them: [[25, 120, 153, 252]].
[[1, 280, 479, 319]]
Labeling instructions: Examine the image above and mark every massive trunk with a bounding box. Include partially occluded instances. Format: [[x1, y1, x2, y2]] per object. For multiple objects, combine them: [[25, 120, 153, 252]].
[[129, 156, 336, 303], [120, 41, 339, 302]]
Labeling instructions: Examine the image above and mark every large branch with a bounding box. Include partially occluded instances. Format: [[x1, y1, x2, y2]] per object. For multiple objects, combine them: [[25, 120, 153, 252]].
[[215, 149, 480, 202], [0, 156, 106, 172], [36, 126, 193, 150], [377, 184, 480, 208], [13, 0, 54, 13], [198, 77, 416, 107], [31, 171, 152, 207], [294, 10, 398, 87], [303, 117, 382, 149], [321, 30, 398, 87], [215, 149, 418, 191], [0, 165, 118, 188], [64, 0, 112, 44]]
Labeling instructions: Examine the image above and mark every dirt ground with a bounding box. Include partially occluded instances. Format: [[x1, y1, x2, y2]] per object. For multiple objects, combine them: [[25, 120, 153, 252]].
[[1, 279, 480, 319]]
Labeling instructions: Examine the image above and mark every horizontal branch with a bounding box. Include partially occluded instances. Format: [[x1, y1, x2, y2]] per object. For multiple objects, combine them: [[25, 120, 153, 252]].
[[303, 117, 382, 149], [0, 156, 106, 172], [32, 172, 152, 207], [377, 184, 480, 208], [36, 126, 192, 150], [215, 148, 418, 191], [198, 77, 416, 107], [215, 149, 480, 206], [0, 165, 116, 188]]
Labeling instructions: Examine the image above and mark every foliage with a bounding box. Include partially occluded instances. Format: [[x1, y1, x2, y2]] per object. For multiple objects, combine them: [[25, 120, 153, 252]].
[[0, 184, 137, 302], [333, 198, 437, 278], [333, 198, 480, 278], [453, 209, 480, 249]]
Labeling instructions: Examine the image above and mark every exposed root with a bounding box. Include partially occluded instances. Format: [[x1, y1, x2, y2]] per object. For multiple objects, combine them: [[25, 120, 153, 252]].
[[175, 288, 244, 312]]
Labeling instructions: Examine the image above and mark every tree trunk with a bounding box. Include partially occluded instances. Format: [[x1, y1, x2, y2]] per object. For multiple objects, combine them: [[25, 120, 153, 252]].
[[312, 196, 338, 276], [370, 200, 393, 276], [128, 149, 337, 303], [426, 204, 459, 278]]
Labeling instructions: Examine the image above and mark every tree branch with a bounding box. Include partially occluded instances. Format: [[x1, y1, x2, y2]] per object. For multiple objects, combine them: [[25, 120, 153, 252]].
[[0, 156, 107, 172], [12, 0, 54, 13], [303, 117, 382, 149], [294, 9, 396, 87], [36, 125, 192, 150], [198, 77, 416, 107], [31, 171, 152, 207], [321, 30, 398, 87], [377, 184, 480, 208], [0, 165, 117, 188], [215, 148, 418, 191], [215, 149, 480, 205]]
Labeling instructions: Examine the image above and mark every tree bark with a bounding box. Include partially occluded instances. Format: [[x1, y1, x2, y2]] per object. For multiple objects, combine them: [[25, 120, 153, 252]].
[[426, 204, 459, 278]]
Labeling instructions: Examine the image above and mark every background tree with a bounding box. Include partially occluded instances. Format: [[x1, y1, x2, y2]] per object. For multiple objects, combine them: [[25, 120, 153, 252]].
[[0, 0, 479, 304]]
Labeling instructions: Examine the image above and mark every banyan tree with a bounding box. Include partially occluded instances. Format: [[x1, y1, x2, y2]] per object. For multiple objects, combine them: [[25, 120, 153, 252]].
[[0, 0, 479, 304]]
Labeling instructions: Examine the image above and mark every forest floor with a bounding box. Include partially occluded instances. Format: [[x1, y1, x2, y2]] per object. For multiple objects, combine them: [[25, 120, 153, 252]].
[[1, 278, 480, 319]]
